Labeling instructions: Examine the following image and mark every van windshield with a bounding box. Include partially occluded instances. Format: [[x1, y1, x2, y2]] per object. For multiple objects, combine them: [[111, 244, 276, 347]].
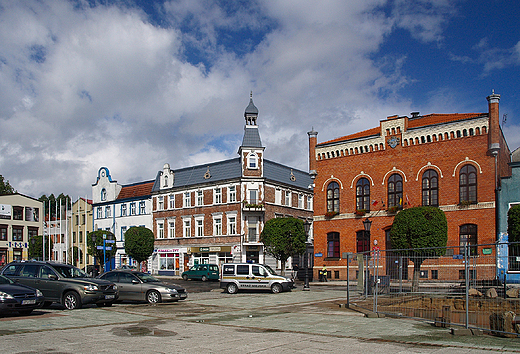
[[263, 265, 276, 275]]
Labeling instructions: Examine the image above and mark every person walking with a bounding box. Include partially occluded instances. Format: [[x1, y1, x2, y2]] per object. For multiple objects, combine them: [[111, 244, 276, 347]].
[[320, 266, 328, 282]]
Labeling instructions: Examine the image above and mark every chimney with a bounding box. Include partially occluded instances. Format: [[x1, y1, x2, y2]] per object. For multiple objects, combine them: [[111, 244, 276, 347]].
[[307, 128, 318, 177], [486, 90, 501, 155]]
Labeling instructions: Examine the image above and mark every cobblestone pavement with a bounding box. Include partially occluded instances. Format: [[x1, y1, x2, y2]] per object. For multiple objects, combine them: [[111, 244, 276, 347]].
[[0, 286, 519, 353]]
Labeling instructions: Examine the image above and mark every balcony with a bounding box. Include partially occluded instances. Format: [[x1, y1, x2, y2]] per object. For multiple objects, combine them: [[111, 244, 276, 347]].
[[242, 200, 265, 212]]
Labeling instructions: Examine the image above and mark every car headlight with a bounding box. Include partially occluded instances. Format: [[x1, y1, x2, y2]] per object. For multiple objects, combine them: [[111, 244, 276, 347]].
[[166, 288, 178, 294], [112, 285, 118, 290], [36, 289, 43, 297], [84, 284, 99, 291], [0, 291, 14, 300]]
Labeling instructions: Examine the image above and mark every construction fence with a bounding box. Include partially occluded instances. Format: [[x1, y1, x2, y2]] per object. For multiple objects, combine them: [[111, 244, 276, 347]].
[[346, 242, 520, 337]]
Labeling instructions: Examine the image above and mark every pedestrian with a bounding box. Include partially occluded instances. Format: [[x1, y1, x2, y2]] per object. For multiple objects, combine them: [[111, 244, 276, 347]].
[[321, 266, 328, 282]]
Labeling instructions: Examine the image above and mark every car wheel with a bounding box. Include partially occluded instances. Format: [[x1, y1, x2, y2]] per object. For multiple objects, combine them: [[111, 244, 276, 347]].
[[201, 275, 208, 282], [182, 274, 188, 281], [227, 283, 238, 294], [18, 309, 33, 316], [63, 291, 82, 310], [271, 283, 283, 294], [147, 290, 161, 304]]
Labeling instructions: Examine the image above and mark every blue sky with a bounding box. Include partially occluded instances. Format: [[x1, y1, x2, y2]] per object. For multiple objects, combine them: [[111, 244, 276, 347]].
[[0, 0, 519, 199]]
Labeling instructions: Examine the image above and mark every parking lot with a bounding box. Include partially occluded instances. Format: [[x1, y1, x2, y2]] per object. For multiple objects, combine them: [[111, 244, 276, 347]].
[[1, 282, 520, 353]]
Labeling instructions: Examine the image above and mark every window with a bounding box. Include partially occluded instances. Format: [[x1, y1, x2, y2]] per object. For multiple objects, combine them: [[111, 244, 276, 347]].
[[12, 226, 23, 241], [139, 201, 145, 214], [307, 196, 313, 210], [387, 174, 403, 208], [163, 175, 168, 188], [327, 232, 340, 258], [195, 218, 204, 237], [298, 194, 304, 209], [101, 188, 107, 201], [28, 227, 38, 240], [183, 218, 191, 237], [228, 216, 236, 235], [422, 169, 439, 206], [356, 230, 370, 253], [169, 194, 175, 209], [215, 188, 222, 204], [248, 216, 258, 242], [121, 204, 127, 216], [214, 217, 222, 236], [184, 192, 191, 207], [25, 207, 38, 221], [168, 220, 175, 238], [285, 191, 291, 206], [459, 165, 477, 204], [130, 202, 136, 215], [248, 153, 258, 169], [0, 225, 6, 241], [356, 178, 370, 211], [81, 214, 85, 225], [249, 189, 258, 204], [158, 222, 164, 239], [219, 252, 233, 264], [327, 182, 340, 213], [459, 224, 477, 256], [196, 191, 203, 206], [121, 226, 127, 241], [228, 186, 236, 202], [104, 206, 111, 218], [75, 215, 79, 225], [13, 206, 23, 220], [275, 189, 282, 204], [158, 196, 164, 210], [79, 231, 83, 243]]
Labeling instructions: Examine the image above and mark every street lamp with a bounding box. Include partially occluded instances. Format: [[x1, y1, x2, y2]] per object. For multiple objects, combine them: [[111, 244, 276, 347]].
[[303, 220, 311, 291], [362, 217, 372, 232]]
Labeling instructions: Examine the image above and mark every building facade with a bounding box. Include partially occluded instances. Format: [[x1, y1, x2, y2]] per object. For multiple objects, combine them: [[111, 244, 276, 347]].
[[310, 92, 512, 281], [0, 193, 43, 265], [67, 197, 94, 269], [91, 167, 154, 269], [150, 96, 314, 276]]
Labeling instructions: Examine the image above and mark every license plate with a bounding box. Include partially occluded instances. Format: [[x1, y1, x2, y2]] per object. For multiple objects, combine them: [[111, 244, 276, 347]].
[[105, 294, 115, 299], [22, 299, 36, 305], [180, 294, 187, 298]]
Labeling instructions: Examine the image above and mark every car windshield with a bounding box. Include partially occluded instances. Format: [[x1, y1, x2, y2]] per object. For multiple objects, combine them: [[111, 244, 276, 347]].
[[263, 265, 277, 275], [0, 274, 13, 284], [53, 265, 88, 278], [134, 273, 160, 283]]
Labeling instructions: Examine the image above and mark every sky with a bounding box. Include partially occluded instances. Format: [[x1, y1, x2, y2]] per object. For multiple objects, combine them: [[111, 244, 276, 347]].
[[1, 0, 519, 201]]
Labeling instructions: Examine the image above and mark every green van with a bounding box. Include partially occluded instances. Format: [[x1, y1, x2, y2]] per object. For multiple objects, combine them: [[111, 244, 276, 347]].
[[181, 264, 219, 281]]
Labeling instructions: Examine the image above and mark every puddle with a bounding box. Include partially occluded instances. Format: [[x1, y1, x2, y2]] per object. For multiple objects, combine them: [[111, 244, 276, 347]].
[[111, 325, 177, 337]]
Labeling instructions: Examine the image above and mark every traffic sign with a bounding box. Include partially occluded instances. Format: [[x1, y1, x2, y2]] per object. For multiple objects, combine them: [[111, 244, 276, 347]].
[[105, 240, 116, 243]]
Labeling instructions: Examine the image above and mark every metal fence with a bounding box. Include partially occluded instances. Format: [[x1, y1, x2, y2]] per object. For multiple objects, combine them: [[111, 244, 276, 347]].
[[348, 242, 520, 336]]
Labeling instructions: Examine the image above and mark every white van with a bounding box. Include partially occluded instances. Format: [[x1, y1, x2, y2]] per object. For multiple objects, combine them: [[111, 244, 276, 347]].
[[220, 263, 294, 294]]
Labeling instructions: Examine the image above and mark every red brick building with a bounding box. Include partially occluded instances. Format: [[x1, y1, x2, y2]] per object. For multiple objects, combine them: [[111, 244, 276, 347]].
[[151, 96, 313, 276], [310, 92, 511, 281]]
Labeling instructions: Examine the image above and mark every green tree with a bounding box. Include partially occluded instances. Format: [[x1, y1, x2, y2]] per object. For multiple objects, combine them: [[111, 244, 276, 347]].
[[87, 230, 117, 268], [260, 217, 307, 276], [508, 204, 520, 243], [0, 175, 15, 195], [390, 207, 448, 292], [28, 235, 54, 261], [124, 226, 155, 268], [39, 193, 71, 220]]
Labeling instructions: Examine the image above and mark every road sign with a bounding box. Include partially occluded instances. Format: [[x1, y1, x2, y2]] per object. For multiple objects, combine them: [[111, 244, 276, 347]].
[[105, 240, 116, 243], [96, 246, 104, 250], [97, 246, 112, 250]]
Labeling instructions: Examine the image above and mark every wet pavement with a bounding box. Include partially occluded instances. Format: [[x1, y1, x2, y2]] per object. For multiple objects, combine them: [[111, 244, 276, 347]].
[[0, 284, 519, 353]]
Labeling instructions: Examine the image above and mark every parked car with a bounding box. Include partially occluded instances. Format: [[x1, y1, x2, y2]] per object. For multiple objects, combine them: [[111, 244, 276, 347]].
[[1, 261, 118, 310], [181, 264, 219, 281], [0, 274, 45, 316], [98, 270, 187, 304], [116, 265, 137, 271], [220, 263, 294, 294]]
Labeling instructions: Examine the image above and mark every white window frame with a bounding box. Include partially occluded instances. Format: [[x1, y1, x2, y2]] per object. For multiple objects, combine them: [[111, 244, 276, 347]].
[[158, 196, 164, 211], [121, 204, 127, 217], [168, 218, 175, 238], [120, 226, 127, 241], [139, 201, 145, 214], [184, 192, 191, 208], [97, 207, 102, 219], [248, 153, 258, 169], [183, 217, 191, 238], [227, 214, 237, 235], [275, 189, 282, 205], [130, 202, 136, 215], [214, 187, 222, 204], [228, 185, 236, 203], [285, 191, 291, 207], [196, 190, 203, 206], [298, 194, 304, 209], [213, 216, 222, 236], [169, 194, 175, 209], [195, 216, 204, 237], [307, 195, 313, 210], [105, 206, 111, 218], [157, 221, 164, 239], [249, 189, 258, 204]]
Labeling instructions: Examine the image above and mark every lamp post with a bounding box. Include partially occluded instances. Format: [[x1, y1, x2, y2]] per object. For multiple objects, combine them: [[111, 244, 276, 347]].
[[362, 218, 372, 297], [303, 220, 311, 291]]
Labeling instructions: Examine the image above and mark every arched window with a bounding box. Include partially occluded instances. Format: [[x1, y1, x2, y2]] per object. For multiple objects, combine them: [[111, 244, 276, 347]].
[[248, 153, 258, 169], [356, 178, 370, 211], [101, 188, 107, 201], [387, 174, 403, 208], [422, 169, 438, 207], [459, 224, 477, 256], [327, 232, 340, 258], [459, 165, 477, 204], [327, 181, 340, 213]]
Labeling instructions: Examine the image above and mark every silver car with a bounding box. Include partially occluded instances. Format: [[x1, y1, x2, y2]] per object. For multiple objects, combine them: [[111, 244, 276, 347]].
[[98, 270, 187, 304]]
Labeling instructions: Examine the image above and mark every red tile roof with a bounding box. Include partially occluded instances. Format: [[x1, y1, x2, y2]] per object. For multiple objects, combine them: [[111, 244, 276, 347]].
[[116, 181, 154, 200], [318, 112, 486, 146]]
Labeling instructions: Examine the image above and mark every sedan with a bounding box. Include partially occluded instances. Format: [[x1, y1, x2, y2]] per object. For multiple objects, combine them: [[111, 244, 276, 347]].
[[0, 274, 45, 316], [98, 270, 187, 304]]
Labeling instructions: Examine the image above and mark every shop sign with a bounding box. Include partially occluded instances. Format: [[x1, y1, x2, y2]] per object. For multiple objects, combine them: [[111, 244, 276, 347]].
[[482, 248, 492, 255], [155, 248, 182, 253]]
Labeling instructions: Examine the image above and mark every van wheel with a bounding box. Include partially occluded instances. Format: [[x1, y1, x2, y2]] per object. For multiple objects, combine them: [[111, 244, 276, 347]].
[[182, 274, 188, 281], [271, 283, 283, 294], [201, 275, 208, 282], [63, 291, 82, 310], [227, 283, 238, 294]]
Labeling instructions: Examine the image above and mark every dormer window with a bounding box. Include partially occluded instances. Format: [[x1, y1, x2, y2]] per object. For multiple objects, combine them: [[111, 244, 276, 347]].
[[248, 153, 258, 169], [163, 175, 168, 188], [101, 188, 107, 201]]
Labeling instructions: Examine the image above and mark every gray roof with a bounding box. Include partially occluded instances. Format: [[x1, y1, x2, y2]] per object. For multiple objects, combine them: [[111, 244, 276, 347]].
[[241, 126, 263, 147], [245, 98, 258, 115], [151, 157, 312, 192]]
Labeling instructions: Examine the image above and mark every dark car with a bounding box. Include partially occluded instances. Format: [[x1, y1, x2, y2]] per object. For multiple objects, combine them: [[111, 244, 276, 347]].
[[1, 261, 118, 310], [182, 264, 219, 281], [0, 274, 45, 315], [98, 270, 187, 304]]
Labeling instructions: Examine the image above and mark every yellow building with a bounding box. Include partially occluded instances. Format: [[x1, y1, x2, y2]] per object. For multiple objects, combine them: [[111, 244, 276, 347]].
[[67, 197, 93, 270]]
